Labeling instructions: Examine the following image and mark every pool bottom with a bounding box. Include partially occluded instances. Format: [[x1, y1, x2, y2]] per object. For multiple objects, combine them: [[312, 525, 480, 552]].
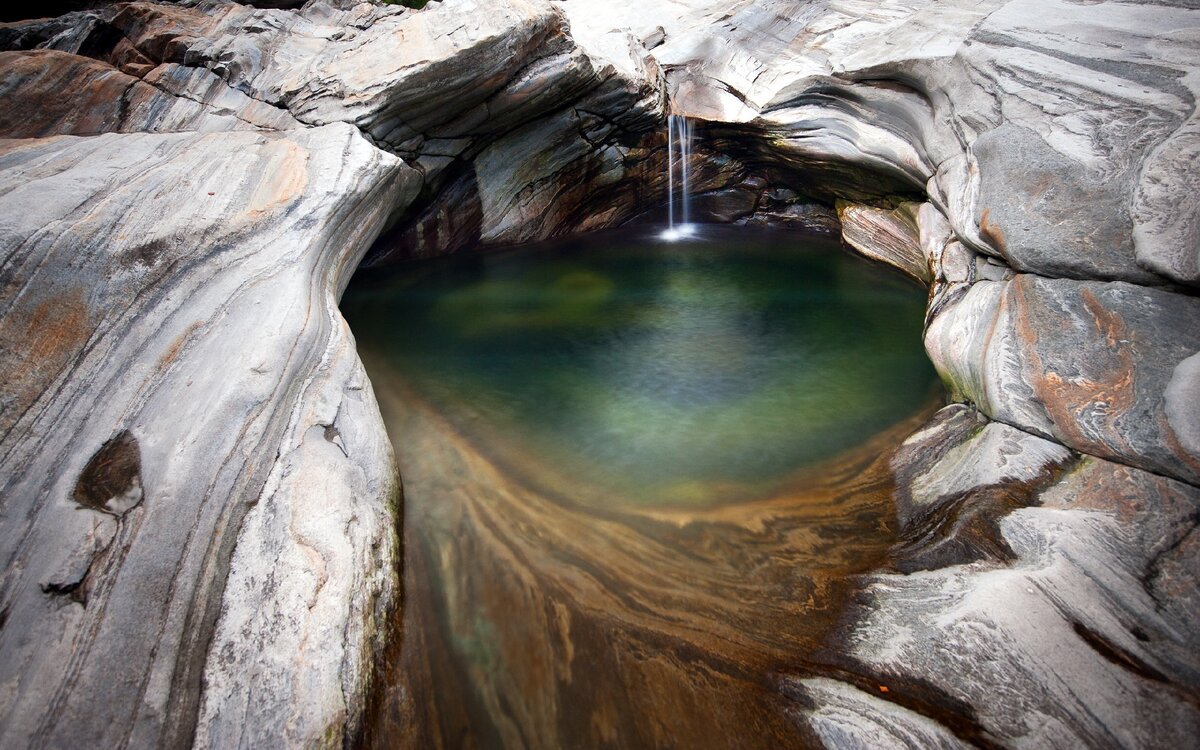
[[360, 369, 941, 749]]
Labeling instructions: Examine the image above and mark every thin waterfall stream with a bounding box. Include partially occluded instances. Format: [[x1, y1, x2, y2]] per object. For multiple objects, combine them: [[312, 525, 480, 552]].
[[663, 113, 695, 241]]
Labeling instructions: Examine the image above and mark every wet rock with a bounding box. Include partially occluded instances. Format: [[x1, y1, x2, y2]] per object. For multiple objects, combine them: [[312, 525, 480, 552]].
[[886, 405, 1075, 572], [0, 0, 673, 744], [692, 185, 759, 223], [741, 201, 841, 235], [1, 0, 1198, 746], [573, 0, 1200, 287]]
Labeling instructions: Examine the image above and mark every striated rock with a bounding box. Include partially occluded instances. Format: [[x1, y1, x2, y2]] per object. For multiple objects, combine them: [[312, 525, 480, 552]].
[[837, 201, 930, 284], [800, 445, 1200, 748], [0, 0, 1198, 746], [789, 677, 969, 750], [1133, 117, 1200, 284], [0, 1, 676, 743], [0, 123, 415, 748], [363, 16, 668, 261], [886, 404, 1075, 572], [0, 49, 299, 136], [926, 274, 1200, 486], [1, 0, 671, 263], [195, 323, 399, 748], [571, 0, 1200, 286], [741, 201, 841, 235], [790, 404, 1200, 746], [956, 1, 1194, 284]]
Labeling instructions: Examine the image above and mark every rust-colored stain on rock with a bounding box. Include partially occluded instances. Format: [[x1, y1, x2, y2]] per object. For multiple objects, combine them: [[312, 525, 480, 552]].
[[1015, 280, 1136, 455], [979, 207, 1007, 255], [0, 287, 92, 435], [156, 320, 204, 374], [246, 141, 311, 216]]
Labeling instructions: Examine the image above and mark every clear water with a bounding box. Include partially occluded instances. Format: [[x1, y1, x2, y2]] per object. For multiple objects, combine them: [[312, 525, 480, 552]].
[[343, 226, 937, 508]]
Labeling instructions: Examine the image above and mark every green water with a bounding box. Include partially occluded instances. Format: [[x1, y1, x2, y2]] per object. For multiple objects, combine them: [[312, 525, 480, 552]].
[[343, 226, 937, 507]]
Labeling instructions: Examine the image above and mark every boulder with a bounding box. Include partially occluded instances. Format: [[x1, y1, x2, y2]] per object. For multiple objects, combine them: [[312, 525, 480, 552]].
[[800, 438, 1200, 747]]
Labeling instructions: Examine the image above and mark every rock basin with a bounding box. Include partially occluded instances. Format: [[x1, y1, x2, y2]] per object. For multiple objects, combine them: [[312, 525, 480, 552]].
[[343, 226, 942, 746]]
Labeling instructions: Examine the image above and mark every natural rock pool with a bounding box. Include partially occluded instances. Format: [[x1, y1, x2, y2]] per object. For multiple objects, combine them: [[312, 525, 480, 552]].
[[343, 226, 940, 747]]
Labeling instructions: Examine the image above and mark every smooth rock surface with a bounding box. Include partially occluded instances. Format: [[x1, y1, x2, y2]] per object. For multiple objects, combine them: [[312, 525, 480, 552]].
[[1, 0, 671, 263], [0, 123, 413, 748], [1, 0, 1198, 747], [926, 274, 1200, 486], [560, 0, 1200, 286], [0, 0, 677, 745], [837, 201, 930, 284], [0, 49, 295, 136], [804, 444, 1200, 748]]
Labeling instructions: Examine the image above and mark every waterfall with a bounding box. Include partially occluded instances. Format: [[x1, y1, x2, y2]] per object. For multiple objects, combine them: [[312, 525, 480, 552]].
[[663, 113, 695, 241]]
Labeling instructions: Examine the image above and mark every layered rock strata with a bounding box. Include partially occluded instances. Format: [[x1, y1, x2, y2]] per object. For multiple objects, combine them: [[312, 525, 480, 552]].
[[0, 0, 1198, 747], [553, 0, 1200, 743], [0, 124, 411, 747], [0, 0, 670, 746]]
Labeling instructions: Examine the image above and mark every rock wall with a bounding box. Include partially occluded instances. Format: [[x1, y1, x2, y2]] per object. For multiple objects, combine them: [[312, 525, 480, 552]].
[[0, 0, 1197, 747], [0, 0, 670, 746], [0, 124, 411, 747], [553, 0, 1200, 744]]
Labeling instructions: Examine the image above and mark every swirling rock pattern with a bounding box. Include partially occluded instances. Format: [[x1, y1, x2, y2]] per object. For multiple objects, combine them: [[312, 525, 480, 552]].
[[0, 1, 676, 746], [559, 0, 1200, 745], [0, 124, 413, 747], [0, 0, 1197, 746]]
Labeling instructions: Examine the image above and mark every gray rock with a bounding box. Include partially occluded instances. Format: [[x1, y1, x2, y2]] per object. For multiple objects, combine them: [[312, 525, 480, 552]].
[[1, 0, 1198, 746], [0, 123, 414, 748], [575, 0, 1200, 286], [926, 274, 1200, 486], [0, 49, 296, 136], [692, 185, 759, 223], [788, 677, 969, 750], [821, 451, 1200, 748], [891, 405, 1074, 529], [741, 201, 840, 234]]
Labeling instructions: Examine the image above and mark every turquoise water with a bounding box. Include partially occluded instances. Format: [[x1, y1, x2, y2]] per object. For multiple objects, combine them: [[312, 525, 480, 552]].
[[343, 226, 937, 507]]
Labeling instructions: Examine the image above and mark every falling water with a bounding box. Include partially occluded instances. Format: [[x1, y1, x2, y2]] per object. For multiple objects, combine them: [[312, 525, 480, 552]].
[[663, 113, 696, 241]]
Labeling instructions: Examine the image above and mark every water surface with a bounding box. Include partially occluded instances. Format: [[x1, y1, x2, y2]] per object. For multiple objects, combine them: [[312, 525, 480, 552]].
[[344, 226, 940, 749], [345, 226, 936, 508]]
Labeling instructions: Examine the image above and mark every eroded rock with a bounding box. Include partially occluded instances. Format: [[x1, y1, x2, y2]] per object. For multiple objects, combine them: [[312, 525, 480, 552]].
[[0, 123, 413, 748], [926, 274, 1200, 486], [797, 417, 1200, 747], [837, 201, 930, 284]]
